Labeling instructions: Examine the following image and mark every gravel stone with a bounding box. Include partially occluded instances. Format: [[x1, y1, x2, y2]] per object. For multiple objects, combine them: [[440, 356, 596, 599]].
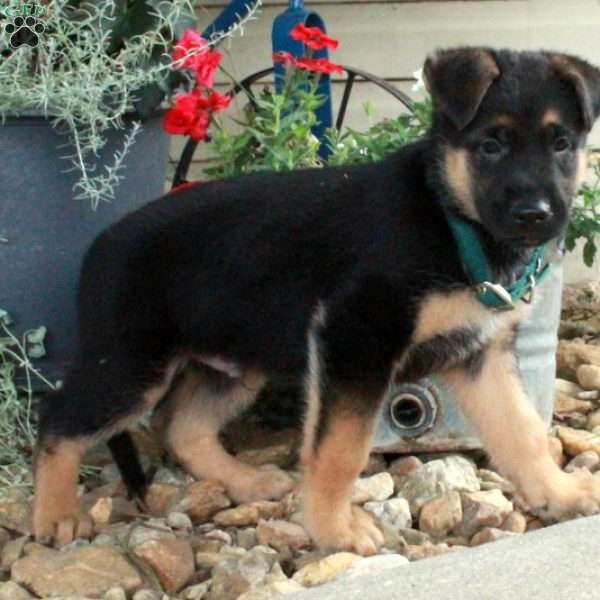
[[471, 527, 518, 546], [292, 552, 362, 587], [176, 481, 231, 523], [352, 473, 395, 503], [103, 587, 127, 600], [565, 450, 600, 472], [577, 364, 600, 390], [0, 581, 33, 600], [167, 511, 193, 530], [363, 497, 412, 530], [419, 491, 463, 538], [397, 456, 480, 515], [256, 519, 310, 551], [11, 545, 142, 598], [133, 538, 195, 593], [501, 511, 527, 534]]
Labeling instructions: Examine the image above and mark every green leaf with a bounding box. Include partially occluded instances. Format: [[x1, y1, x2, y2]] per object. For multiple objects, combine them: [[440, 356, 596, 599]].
[[26, 327, 47, 345], [583, 238, 597, 268]]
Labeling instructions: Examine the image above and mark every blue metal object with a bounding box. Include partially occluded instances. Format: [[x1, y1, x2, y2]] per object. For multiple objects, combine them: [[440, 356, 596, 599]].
[[272, 0, 334, 156], [202, 0, 261, 42]]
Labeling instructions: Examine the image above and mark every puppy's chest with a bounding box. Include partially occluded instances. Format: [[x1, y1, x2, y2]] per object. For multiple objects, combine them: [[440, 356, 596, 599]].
[[398, 289, 528, 381]]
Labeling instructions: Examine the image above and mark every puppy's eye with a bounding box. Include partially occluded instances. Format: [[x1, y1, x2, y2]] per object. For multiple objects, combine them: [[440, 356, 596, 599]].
[[479, 138, 503, 157], [553, 136, 571, 153]]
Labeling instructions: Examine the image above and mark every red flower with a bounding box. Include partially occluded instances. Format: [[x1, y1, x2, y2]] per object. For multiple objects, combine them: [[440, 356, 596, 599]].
[[273, 51, 296, 66], [172, 29, 208, 69], [193, 49, 223, 88], [164, 93, 201, 135], [290, 24, 339, 51], [205, 90, 232, 113], [189, 110, 212, 141], [294, 57, 344, 75], [164, 89, 231, 141]]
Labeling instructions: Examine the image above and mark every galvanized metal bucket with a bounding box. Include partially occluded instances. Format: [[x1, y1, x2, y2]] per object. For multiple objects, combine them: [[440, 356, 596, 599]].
[[374, 260, 563, 452]]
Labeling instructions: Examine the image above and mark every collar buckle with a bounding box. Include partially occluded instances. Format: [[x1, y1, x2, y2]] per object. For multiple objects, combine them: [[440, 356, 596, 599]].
[[474, 281, 515, 311]]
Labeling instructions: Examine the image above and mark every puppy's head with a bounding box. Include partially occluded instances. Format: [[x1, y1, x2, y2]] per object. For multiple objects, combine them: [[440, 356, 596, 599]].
[[425, 47, 600, 247]]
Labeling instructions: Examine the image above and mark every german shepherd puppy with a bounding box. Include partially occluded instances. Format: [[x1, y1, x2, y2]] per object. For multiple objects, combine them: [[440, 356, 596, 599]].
[[33, 47, 600, 554]]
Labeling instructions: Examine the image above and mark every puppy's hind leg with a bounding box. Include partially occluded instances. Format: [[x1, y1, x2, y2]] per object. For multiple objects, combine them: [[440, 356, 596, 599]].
[[161, 366, 295, 503], [33, 357, 180, 545]]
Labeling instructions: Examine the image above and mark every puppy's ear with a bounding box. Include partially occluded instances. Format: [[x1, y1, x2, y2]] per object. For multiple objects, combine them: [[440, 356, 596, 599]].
[[548, 53, 600, 131], [424, 47, 500, 130]]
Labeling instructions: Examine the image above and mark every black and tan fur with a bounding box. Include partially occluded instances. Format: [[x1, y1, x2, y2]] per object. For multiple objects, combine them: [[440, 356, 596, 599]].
[[33, 47, 600, 554]]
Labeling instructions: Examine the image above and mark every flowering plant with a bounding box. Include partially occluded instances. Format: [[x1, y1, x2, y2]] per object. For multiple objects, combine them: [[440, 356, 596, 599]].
[[0, 0, 258, 208], [170, 23, 344, 179], [164, 29, 232, 142]]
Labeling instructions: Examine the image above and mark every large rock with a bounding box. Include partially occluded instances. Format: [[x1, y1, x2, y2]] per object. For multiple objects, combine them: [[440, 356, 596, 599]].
[[397, 456, 480, 515], [176, 481, 231, 523], [132, 538, 194, 593], [11, 545, 142, 598]]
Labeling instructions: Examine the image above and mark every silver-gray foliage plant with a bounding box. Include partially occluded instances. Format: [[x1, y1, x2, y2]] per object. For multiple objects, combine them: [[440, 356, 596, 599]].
[[0, 0, 261, 209]]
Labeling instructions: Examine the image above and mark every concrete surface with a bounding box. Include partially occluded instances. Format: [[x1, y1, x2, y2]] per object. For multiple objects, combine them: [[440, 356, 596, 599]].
[[290, 515, 600, 600]]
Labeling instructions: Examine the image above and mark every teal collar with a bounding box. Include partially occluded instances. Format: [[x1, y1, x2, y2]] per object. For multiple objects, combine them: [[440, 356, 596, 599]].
[[444, 210, 551, 310]]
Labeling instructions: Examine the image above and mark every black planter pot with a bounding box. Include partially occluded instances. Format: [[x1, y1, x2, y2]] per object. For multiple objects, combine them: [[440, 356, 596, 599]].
[[0, 114, 170, 386]]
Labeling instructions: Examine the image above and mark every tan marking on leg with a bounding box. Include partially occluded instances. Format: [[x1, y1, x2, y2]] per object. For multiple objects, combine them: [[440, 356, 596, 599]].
[[300, 328, 322, 461], [302, 405, 384, 555], [33, 438, 92, 545], [444, 147, 479, 221], [163, 368, 294, 503], [442, 340, 600, 518]]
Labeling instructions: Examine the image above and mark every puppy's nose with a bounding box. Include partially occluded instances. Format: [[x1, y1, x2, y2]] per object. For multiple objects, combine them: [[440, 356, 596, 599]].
[[510, 200, 553, 226]]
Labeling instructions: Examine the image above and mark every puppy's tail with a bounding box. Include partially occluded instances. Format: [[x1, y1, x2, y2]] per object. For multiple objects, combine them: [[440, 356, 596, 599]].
[[107, 431, 153, 505]]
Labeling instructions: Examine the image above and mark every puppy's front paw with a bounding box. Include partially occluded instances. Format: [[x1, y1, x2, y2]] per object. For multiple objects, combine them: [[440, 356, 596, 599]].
[[523, 469, 600, 521], [33, 504, 94, 547], [306, 504, 384, 556]]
